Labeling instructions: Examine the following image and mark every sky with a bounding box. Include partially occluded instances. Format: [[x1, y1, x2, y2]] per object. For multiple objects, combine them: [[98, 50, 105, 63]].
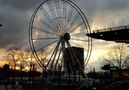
[[0, 0, 129, 69]]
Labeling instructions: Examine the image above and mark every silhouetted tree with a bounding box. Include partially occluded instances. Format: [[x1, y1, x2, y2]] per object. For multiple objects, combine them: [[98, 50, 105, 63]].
[[7, 49, 31, 69], [7, 48, 19, 69], [102, 44, 129, 70], [100, 44, 129, 80]]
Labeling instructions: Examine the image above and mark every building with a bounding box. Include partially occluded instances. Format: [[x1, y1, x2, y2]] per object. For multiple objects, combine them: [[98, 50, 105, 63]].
[[63, 47, 84, 74]]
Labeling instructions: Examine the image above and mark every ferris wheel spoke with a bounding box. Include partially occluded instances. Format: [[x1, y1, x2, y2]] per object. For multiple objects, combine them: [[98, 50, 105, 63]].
[[33, 26, 58, 36], [35, 59, 44, 69], [40, 6, 60, 32], [46, 40, 61, 69], [65, 7, 74, 33], [70, 32, 85, 37], [39, 45, 57, 68], [71, 38, 88, 42], [66, 13, 79, 33], [67, 7, 74, 25], [62, 0, 67, 33], [35, 39, 59, 52], [55, 0, 62, 30], [69, 22, 84, 34], [40, 58, 48, 68], [32, 37, 59, 41], [50, 43, 61, 70], [43, 46, 56, 63], [46, 0, 61, 33], [33, 53, 44, 68], [54, 53, 62, 71], [70, 40, 84, 48], [58, 0, 65, 32], [46, 49, 56, 69], [35, 16, 58, 34], [54, 44, 62, 70]]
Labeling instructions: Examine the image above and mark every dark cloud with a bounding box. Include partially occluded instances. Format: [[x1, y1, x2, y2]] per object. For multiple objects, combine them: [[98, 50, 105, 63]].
[[0, 0, 43, 12], [0, 0, 80, 49], [77, 0, 129, 24], [0, 6, 27, 48], [0, 0, 129, 50], [105, 0, 129, 10], [0, 0, 44, 49]]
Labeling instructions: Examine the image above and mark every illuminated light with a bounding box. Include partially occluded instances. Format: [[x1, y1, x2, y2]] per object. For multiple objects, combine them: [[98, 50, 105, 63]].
[[124, 73, 129, 77], [35, 15, 42, 24], [24, 66, 30, 71], [33, 16, 42, 43], [123, 71, 129, 77], [28, 57, 32, 61], [33, 31, 39, 38], [17, 61, 21, 64], [100, 34, 103, 37], [36, 68, 41, 72], [35, 32, 39, 35], [35, 16, 42, 21], [32, 31, 40, 43], [15, 66, 20, 70], [58, 60, 61, 64]]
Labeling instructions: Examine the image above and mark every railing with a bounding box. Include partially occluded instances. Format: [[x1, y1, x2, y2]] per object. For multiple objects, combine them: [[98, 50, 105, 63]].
[[92, 25, 129, 33]]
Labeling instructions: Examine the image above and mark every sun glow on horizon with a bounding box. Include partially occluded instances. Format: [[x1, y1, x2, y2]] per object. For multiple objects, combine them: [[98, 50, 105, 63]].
[[89, 49, 108, 63]]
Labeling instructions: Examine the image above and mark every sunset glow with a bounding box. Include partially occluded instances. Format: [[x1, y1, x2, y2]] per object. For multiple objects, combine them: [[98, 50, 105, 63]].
[[0, 0, 129, 89], [0, 0, 129, 72]]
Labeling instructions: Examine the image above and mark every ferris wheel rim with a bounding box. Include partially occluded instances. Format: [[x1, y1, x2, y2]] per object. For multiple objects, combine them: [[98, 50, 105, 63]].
[[29, 0, 92, 70]]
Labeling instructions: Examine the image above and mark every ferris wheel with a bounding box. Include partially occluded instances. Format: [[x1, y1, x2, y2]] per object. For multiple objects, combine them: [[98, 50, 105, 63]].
[[29, 0, 92, 75]]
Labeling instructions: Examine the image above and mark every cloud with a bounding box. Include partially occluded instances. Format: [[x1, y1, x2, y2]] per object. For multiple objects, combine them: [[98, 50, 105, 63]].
[[105, 0, 129, 10], [75, 0, 129, 29], [0, 0, 79, 49], [0, 0, 43, 12], [0, 0, 129, 52], [0, 0, 44, 49], [0, 0, 129, 70]]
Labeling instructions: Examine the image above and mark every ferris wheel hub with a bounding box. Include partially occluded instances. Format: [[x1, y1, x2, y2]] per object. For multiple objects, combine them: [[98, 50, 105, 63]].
[[64, 33, 70, 41]]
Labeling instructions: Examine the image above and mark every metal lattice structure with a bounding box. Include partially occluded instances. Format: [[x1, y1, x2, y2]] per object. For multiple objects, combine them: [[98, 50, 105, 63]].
[[29, 0, 92, 88]]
